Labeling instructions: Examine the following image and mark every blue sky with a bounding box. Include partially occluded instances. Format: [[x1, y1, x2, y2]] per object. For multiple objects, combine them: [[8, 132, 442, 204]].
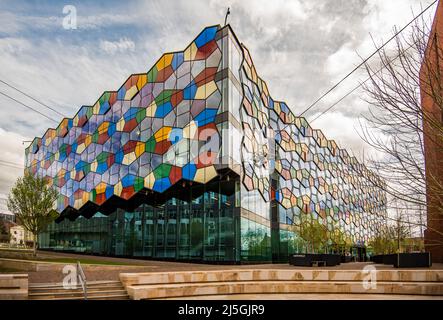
[[0, 0, 437, 203]]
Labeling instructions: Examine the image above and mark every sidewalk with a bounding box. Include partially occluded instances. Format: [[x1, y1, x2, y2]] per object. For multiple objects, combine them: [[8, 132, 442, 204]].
[[9, 250, 443, 284]]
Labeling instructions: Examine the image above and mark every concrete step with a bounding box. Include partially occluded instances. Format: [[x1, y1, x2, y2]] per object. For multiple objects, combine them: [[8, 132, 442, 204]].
[[120, 268, 443, 286], [30, 285, 124, 293], [29, 293, 130, 300], [28, 280, 129, 300], [29, 289, 128, 297], [127, 280, 443, 300], [29, 280, 122, 289]]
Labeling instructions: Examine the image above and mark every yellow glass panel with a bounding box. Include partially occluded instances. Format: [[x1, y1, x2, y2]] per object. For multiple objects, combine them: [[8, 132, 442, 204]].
[[90, 160, 98, 172], [164, 53, 173, 67], [82, 191, 89, 203], [156, 53, 173, 71], [195, 81, 217, 99], [146, 101, 157, 117], [122, 152, 136, 165], [98, 122, 109, 132], [144, 172, 155, 189], [274, 102, 281, 114], [135, 142, 145, 157], [193, 166, 217, 184], [137, 74, 147, 90], [114, 182, 123, 196], [275, 160, 282, 173], [92, 101, 100, 114], [124, 85, 138, 100], [85, 135, 92, 146], [183, 121, 197, 139], [74, 199, 82, 209], [282, 198, 291, 209], [154, 126, 172, 142], [76, 144, 85, 154], [96, 182, 106, 194], [184, 42, 197, 61], [116, 118, 125, 131]]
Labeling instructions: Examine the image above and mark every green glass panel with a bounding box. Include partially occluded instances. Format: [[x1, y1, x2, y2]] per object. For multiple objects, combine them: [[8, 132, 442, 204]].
[[154, 89, 174, 105], [145, 136, 156, 153], [136, 108, 146, 123], [100, 92, 110, 104], [96, 152, 108, 163], [92, 132, 99, 143], [147, 66, 158, 83], [153, 163, 172, 179], [134, 177, 144, 192], [90, 189, 97, 201], [86, 106, 93, 118]]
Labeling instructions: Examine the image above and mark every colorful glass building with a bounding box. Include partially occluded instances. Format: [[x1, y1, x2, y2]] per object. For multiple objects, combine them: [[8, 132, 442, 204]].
[[26, 25, 387, 263]]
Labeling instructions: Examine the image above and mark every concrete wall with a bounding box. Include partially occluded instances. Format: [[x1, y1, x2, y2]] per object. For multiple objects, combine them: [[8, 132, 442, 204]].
[[0, 274, 28, 300], [420, 0, 443, 263], [0, 248, 35, 260]]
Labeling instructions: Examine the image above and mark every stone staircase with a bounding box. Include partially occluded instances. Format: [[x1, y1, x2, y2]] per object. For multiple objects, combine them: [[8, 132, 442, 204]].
[[120, 268, 443, 300], [28, 280, 129, 300], [0, 274, 28, 300]]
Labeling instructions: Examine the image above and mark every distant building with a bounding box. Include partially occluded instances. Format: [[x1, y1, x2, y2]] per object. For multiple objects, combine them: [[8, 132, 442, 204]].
[[0, 220, 15, 243], [0, 211, 15, 223], [420, 0, 443, 263], [9, 225, 34, 246], [9, 225, 24, 245]]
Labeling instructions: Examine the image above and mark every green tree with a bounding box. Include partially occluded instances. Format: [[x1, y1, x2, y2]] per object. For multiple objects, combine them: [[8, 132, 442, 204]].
[[298, 214, 328, 253], [369, 225, 397, 255], [329, 227, 349, 255], [7, 173, 58, 255]]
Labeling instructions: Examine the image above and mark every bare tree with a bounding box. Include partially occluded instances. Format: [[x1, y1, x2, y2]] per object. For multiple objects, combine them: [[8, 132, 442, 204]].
[[392, 203, 412, 253], [359, 13, 443, 249]]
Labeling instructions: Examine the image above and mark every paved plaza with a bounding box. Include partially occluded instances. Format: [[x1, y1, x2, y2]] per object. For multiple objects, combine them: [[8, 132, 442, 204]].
[[19, 251, 443, 284]]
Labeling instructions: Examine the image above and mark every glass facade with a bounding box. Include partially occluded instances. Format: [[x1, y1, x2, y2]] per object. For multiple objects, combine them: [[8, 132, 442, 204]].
[[40, 179, 245, 262], [29, 24, 387, 264]]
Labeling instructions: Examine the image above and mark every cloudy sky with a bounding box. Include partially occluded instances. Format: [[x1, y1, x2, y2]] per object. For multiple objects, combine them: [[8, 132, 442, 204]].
[[0, 0, 438, 206]]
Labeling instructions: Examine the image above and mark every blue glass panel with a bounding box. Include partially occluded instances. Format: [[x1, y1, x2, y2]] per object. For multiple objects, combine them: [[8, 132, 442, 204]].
[[171, 52, 184, 70], [195, 26, 217, 48], [182, 163, 196, 180], [153, 177, 171, 192], [183, 81, 197, 100], [155, 102, 173, 118]]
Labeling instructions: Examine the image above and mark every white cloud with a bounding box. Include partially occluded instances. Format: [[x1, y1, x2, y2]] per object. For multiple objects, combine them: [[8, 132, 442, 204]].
[[310, 111, 386, 162], [0, 0, 437, 199], [100, 38, 136, 54], [0, 128, 28, 197], [326, 42, 360, 78], [0, 37, 32, 55], [77, 14, 139, 30]]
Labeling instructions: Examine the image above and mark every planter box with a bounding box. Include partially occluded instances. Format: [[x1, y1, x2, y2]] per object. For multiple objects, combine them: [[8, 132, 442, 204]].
[[383, 254, 397, 265], [371, 255, 382, 263], [322, 254, 341, 266], [394, 253, 432, 268], [289, 254, 341, 267], [289, 254, 312, 266]]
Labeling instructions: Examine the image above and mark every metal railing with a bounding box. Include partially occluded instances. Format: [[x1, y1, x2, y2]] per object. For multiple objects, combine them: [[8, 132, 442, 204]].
[[76, 261, 87, 300]]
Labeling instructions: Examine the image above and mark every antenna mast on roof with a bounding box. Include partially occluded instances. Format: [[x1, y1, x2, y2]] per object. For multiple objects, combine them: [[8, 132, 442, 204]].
[[224, 7, 230, 26]]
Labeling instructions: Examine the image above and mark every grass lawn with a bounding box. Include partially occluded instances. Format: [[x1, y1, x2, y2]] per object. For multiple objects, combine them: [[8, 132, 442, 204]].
[[34, 257, 131, 266], [0, 267, 22, 273]]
